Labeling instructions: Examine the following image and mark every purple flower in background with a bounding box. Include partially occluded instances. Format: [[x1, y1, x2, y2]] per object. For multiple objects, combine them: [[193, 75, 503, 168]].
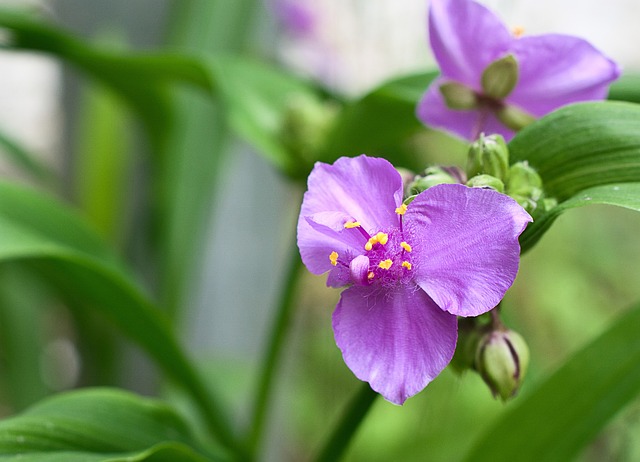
[[272, 0, 316, 39], [297, 155, 531, 404], [417, 0, 621, 141]]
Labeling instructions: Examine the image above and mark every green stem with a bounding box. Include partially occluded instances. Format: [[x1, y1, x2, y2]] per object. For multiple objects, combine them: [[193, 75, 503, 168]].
[[246, 247, 304, 455], [313, 383, 379, 462]]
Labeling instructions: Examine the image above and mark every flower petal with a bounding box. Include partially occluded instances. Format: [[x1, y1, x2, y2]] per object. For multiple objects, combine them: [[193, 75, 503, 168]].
[[429, 0, 512, 85], [406, 184, 531, 317], [297, 155, 403, 275], [333, 285, 457, 405], [508, 34, 621, 115], [417, 80, 514, 141]]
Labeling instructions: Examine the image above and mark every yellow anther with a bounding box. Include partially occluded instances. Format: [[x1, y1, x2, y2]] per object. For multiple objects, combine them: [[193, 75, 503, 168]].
[[344, 221, 361, 229], [400, 241, 412, 253], [402, 261, 412, 270], [367, 271, 375, 280], [364, 232, 389, 251], [329, 251, 339, 266], [378, 259, 393, 270], [512, 25, 525, 38], [395, 203, 408, 215]]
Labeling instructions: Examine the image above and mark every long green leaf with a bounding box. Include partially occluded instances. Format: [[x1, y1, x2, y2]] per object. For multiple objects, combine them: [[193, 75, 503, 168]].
[[0, 181, 235, 450], [0, 388, 216, 461], [462, 301, 640, 462], [520, 182, 640, 252], [509, 101, 640, 201]]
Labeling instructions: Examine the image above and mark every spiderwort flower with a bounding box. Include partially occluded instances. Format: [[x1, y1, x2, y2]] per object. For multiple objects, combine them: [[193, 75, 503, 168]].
[[417, 0, 621, 141], [297, 155, 531, 404]]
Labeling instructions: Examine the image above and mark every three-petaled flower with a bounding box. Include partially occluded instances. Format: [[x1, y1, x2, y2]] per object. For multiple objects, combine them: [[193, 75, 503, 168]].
[[417, 0, 621, 141], [297, 155, 531, 404]]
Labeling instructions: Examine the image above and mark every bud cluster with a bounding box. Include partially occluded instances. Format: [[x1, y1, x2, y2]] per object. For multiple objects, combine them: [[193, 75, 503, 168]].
[[464, 134, 556, 213]]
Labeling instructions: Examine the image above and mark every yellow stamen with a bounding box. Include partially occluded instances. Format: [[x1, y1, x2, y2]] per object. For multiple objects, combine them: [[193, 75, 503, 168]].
[[329, 251, 338, 266], [378, 259, 393, 270], [395, 203, 408, 215], [364, 232, 389, 251], [400, 241, 412, 252], [344, 221, 361, 229], [367, 271, 375, 280], [402, 261, 412, 270], [512, 25, 525, 38]]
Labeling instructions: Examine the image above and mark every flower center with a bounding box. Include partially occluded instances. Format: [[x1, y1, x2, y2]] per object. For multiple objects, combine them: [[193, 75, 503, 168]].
[[328, 206, 414, 287]]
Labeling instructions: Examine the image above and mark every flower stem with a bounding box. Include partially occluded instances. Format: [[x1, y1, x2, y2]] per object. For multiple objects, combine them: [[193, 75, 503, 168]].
[[246, 247, 304, 455], [313, 383, 378, 462]]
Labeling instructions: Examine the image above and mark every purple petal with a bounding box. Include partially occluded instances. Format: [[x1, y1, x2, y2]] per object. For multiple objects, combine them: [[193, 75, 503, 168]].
[[406, 184, 531, 317], [508, 34, 621, 115], [333, 285, 457, 405], [429, 0, 512, 85], [417, 80, 515, 141], [297, 156, 403, 275]]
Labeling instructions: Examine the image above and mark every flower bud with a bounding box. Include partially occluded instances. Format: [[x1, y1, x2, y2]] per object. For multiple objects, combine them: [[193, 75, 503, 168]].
[[280, 94, 338, 162], [467, 134, 510, 180], [466, 174, 505, 192], [476, 329, 530, 401], [506, 161, 543, 212], [408, 166, 464, 195], [481, 54, 519, 100], [439, 82, 478, 110]]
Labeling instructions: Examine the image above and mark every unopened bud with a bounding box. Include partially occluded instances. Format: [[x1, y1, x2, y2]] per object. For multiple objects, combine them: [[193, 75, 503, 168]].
[[467, 134, 510, 180], [506, 161, 543, 212], [408, 166, 463, 195], [481, 54, 519, 100], [466, 174, 505, 192], [439, 82, 478, 110], [476, 329, 529, 401]]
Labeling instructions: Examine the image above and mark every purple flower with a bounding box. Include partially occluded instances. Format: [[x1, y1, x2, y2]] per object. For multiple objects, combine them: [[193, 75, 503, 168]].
[[271, 0, 316, 39], [417, 0, 621, 141], [297, 155, 531, 404]]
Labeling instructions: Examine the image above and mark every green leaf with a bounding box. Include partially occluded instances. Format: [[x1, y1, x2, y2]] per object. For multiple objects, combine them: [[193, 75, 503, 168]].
[[0, 129, 57, 186], [0, 181, 235, 449], [318, 72, 439, 172], [0, 388, 216, 461], [520, 182, 640, 252], [608, 74, 640, 104], [509, 101, 640, 201], [462, 301, 640, 462], [204, 55, 319, 178]]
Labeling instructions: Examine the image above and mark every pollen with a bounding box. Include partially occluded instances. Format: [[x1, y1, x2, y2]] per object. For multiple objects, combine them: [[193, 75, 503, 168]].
[[344, 221, 361, 229], [367, 271, 375, 280], [329, 251, 339, 266], [400, 241, 412, 252], [395, 203, 408, 215], [378, 259, 393, 270], [402, 261, 412, 270], [364, 232, 389, 251], [512, 25, 525, 38]]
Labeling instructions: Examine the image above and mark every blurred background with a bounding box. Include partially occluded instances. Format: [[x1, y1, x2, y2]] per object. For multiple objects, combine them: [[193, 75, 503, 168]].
[[1, 0, 640, 460]]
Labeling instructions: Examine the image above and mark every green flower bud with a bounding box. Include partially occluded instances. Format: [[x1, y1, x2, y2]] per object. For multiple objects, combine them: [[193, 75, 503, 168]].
[[467, 134, 510, 180], [280, 94, 338, 162], [481, 54, 519, 100], [506, 161, 543, 212], [466, 174, 505, 192], [439, 82, 478, 110], [408, 166, 464, 195], [476, 329, 530, 402], [497, 104, 536, 131], [450, 319, 482, 373]]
